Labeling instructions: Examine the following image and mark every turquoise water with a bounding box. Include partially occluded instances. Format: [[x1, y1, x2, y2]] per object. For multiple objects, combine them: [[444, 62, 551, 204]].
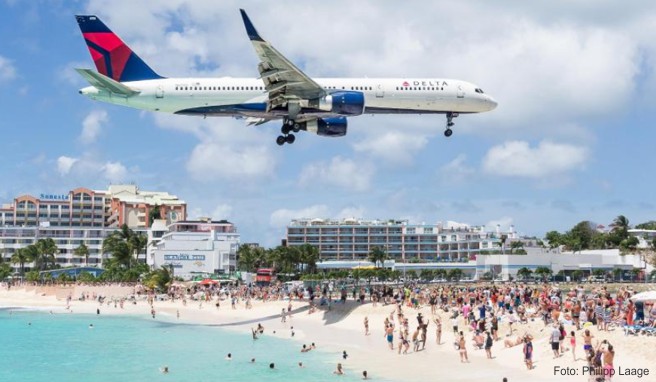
[[0, 309, 379, 382]]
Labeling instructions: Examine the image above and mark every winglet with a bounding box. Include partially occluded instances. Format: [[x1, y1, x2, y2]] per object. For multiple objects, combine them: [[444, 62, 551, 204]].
[[240, 9, 264, 42]]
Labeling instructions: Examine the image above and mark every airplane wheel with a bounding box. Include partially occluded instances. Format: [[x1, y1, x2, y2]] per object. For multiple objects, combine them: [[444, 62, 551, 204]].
[[286, 119, 295, 127], [281, 125, 291, 135], [292, 123, 301, 133], [444, 129, 453, 137], [276, 136, 286, 146], [286, 133, 296, 144]]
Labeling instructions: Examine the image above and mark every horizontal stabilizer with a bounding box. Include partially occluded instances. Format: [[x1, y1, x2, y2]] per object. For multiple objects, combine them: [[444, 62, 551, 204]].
[[75, 68, 139, 96]]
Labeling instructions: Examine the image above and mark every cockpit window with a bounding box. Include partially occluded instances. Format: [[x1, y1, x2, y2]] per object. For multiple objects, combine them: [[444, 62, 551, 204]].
[[475, 88, 485, 94]]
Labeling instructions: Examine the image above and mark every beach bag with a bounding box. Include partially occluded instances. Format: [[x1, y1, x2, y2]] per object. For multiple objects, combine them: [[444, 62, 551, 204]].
[[454, 342, 460, 350]]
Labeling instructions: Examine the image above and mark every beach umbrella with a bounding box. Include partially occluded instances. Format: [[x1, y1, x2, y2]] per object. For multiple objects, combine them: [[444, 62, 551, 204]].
[[198, 278, 218, 286], [630, 290, 656, 302]]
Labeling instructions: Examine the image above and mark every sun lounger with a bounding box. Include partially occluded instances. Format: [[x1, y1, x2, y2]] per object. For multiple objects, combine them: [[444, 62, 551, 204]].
[[623, 325, 643, 335]]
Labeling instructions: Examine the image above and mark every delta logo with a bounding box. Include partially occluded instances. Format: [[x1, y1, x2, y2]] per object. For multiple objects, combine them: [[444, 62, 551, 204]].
[[402, 81, 409, 87]]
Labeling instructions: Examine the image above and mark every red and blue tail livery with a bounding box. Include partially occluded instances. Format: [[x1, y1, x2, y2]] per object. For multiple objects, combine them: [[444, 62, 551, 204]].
[[76, 15, 162, 82]]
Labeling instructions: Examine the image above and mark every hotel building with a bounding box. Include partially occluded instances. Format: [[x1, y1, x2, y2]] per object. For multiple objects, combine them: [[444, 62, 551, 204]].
[[0, 184, 186, 229], [0, 184, 187, 270], [286, 218, 512, 262]]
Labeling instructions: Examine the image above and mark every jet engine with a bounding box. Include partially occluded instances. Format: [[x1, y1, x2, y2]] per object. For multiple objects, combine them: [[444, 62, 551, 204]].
[[306, 91, 365, 116], [305, 117, 348, 137]]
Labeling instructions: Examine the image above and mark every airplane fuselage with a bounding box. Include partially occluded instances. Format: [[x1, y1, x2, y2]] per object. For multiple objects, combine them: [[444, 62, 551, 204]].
[[80, 77, 497, 119]]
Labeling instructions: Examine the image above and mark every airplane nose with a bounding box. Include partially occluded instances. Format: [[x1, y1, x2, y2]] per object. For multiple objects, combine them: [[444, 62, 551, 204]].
[[487, 96, 498, 111]]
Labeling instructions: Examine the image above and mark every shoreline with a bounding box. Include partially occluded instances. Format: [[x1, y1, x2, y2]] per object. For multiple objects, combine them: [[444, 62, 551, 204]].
[[2, 285, 655, 382]]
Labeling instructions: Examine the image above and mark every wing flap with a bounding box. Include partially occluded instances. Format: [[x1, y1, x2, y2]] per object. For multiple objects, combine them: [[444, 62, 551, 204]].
[[75, 68, 140, 96]]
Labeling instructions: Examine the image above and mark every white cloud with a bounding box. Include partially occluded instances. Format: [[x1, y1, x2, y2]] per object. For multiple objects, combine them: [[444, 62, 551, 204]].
[[0, 55, 16, 81], [56, 156, 78, 176], [336, 206, 366, 220], [482, 140, 588, 178], [186, 142, 276, 180], [80, 110, 108, 144], [440, 154, 475, 182], [57, 61, 89, 86], [212, 203, 233, 219], [352, 131, 428, 165], [55, 155, 133, 184], [102, 161, 128, 182], [299, 156, 374, 192], [269, 205, 330, 228]]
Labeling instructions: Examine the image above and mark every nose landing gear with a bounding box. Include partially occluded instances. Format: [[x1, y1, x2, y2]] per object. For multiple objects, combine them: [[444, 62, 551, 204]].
[[444, 112, 458, 137]]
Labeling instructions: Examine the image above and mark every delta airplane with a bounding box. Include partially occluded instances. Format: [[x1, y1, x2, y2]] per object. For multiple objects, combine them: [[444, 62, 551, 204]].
[[76, 10, 497, 146]]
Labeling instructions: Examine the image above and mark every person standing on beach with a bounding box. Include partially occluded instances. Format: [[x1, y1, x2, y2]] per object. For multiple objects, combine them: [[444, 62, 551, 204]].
[[484, 331, 493, 359], [386, 325, 394, 350], [550, 324, 561, 358], [602, 343, 614, 381], [281, 308, 287, 323], [364, 317, 369, 335], [523, 335, 533, 370], [458, 331, 468, 363], [434, 316, 442, 345]]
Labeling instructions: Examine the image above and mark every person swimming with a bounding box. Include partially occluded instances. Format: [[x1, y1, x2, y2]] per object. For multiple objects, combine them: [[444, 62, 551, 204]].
[[269, 363, 275, 369], [225, 353, 232, 361], [333, 363, 344, 375], [160, 366, 169, 374], [362, 370, 369, 380]]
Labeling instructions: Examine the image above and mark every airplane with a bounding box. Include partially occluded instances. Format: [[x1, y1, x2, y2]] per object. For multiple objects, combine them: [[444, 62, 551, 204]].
[[75, 10, 497, 146]]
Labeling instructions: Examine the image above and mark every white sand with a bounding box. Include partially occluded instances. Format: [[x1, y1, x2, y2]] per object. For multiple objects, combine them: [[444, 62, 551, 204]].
[[1, 285, 654, 382]]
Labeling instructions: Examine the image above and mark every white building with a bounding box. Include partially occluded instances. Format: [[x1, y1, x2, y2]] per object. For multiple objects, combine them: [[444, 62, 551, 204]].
[[317, 248, 652, 281], [476, 248, 651, 280], [148, 219, 240, 279], [0, 225, 109, 267], [286, 218, 513, 261]]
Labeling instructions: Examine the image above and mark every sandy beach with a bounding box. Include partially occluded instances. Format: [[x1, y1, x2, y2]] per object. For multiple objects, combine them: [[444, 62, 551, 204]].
[[1, 284, 655, 382]]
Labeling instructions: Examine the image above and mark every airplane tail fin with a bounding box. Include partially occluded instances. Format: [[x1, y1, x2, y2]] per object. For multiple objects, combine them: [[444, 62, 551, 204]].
[[75, 15, 163, 82]]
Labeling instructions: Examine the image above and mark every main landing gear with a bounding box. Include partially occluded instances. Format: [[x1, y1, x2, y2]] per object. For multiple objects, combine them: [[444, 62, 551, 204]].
[[276, 118, 301, 145], [444, 112, 459, 137]]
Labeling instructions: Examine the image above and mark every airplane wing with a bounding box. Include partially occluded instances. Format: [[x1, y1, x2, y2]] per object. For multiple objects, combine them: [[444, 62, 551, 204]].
[[75, 68, 140, 97], [239, 9, 326, 113]]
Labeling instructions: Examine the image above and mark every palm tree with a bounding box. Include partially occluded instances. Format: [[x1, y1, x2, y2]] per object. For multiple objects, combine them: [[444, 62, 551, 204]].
[[35, 238, 58, 270], [447, 268, 464, 281], [102, 231, 133, 269], [236, 244, 256, 272], [509, 241, 524, 254], [612, 215, 630, 239], [517, 267, 533, 280], [11, 248, 34, 278], [297, 244, 319, 274], [368, 246, 388, 268], [534, 266, 553, 281], [102, 224, 148, 269], [73, 243, 90, 266]]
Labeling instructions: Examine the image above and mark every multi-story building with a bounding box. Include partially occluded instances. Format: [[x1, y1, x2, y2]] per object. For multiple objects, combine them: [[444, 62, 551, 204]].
[[148, 219, 240, 279], [0, 184, 186, 229], [286, 218, 511, 262], [0, 184, 187, 274], [0, 225, 109, 266]]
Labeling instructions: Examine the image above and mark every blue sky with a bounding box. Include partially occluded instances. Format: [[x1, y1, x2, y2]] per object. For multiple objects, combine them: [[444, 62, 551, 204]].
[[1, 0, 655, 246]]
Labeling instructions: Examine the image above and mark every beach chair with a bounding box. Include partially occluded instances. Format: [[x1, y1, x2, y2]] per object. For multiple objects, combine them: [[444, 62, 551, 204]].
[[640, 327, 656, 336], [623, 325, 643, 336]]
